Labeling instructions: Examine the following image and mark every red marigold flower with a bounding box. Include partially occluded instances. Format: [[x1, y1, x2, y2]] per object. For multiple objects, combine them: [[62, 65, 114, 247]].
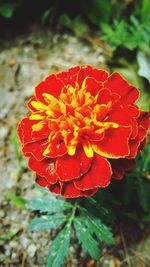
[[18, 65, 150, 198]]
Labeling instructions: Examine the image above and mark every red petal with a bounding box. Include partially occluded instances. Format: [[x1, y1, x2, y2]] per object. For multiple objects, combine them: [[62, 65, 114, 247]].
[[91, 68, 109, 82], [84, 77, 103, 96], [43, 138, 67, 158], [56, 154, 81, 181], [138, 138, 147, 152], [129, 125, 147, 158], [77, 65, 108, 86], [27, 97, 37, 112], [22, 139, 49, 160], [18, 117, 43, 144], [36, 175, 49, 187], [77, 65, 93, 86], [28, 156, 58, 184], [107, 105, 139, 139], [81, 189, 98, 197], [104, 72, 139, 105], [49, 182, 61, 194], [18, 122, 24, 143], [77, 148, 92, 174], [31, 121, 50, 141], [61, 181, 82, 198], [56, 147, 92, 182], [89, 132, 105, 142], [61, 180, 98, 198], [93, 126, 132, 159], [74, 154, 112, 190], [35, 74, 63, 104], [138, 110, 150, 131], [110, 158, 136, 180], [68, 66, 81, 77], [94, 103, 111, 121], [97, 88, 120, 105], [57, 66, 80, 87]]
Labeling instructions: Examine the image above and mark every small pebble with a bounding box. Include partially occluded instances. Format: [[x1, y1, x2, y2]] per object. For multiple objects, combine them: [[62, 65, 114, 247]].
[[0, 210, 5, 218], [9, 240, 18, 249], [21, 236, 29, 249], [27, 244, 37, 258], [11, 252, 17, 259]]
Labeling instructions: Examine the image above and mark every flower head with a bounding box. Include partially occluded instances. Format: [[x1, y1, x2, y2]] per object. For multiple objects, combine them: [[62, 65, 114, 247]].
[[18, 65, 150, 198]]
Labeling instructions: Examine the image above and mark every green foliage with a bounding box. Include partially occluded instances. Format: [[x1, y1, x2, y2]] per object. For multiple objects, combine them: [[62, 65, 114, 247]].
[[138, 144, 150, 173], [41, 7, 54, 26], [123, 144, 150, 211], [12, 127, 22, 161], [0, 229, 20, 241], [101, 15, 150, 52], [12, 127, 26, 177], [122, 176, 149, 212], [81, 0, 112, 25], [1, 0, 149, 55], [0, 1, 21, 18], [137, 51, 150, 83], [46, 223, 71, 267], [74, 217, 100, 260], [28, 196, 72, 214], [141, 0, 150, 22], [116, 144, 150, 222], [29, 215, 67, 232], [28, 193, 114, 267], [84, 212, 114, 245], [74, 209, 114, 260], [59, 14, 89, 38], [130, 144, 150, 177], [84, 197, 116, 225], [136, 177, 149, 211], [142, 214, 150, 223], [5, 191, 26, 208]]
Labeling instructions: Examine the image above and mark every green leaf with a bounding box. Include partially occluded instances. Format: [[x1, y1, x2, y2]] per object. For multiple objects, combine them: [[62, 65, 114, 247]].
[[81, 0, 112, 25], [46, 223, 71, 267], [28, 197, 72, 214], [0, 2, 20, 18], [137, 51, 150, 83], [74, 218, 100, 260], [84, 212, 114, 245], [28, 215, 67, 232], [41, 7, 54, 26], [84, 197, 116, 224], [141, 144, 150, 172], [101, 15, 150, 52], [101, 22, 114, 37], [0, 229, 20, 241], [122, 177, 135, 205], [71, 16, 89, 38], [59, 14, 89, 38], [142, 214, 150, 222], [11, 127, 22, 160], [59, 13, 71, 28], [136, 177, 149, 211], [123, 212, 139, 221], [5, 191, 26, 208], [141, 0, 150, 22]]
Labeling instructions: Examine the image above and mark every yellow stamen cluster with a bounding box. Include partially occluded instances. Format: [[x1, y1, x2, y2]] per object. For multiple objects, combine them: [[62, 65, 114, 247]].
[[30, 80, 119, 158]]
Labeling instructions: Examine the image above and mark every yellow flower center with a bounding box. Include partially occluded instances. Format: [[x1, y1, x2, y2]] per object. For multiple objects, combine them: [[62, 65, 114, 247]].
[[30, 79, 119, 158]]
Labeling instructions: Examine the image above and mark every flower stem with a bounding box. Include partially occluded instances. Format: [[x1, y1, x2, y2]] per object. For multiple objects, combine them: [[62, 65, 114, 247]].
[[68, 199, 79, 225]]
